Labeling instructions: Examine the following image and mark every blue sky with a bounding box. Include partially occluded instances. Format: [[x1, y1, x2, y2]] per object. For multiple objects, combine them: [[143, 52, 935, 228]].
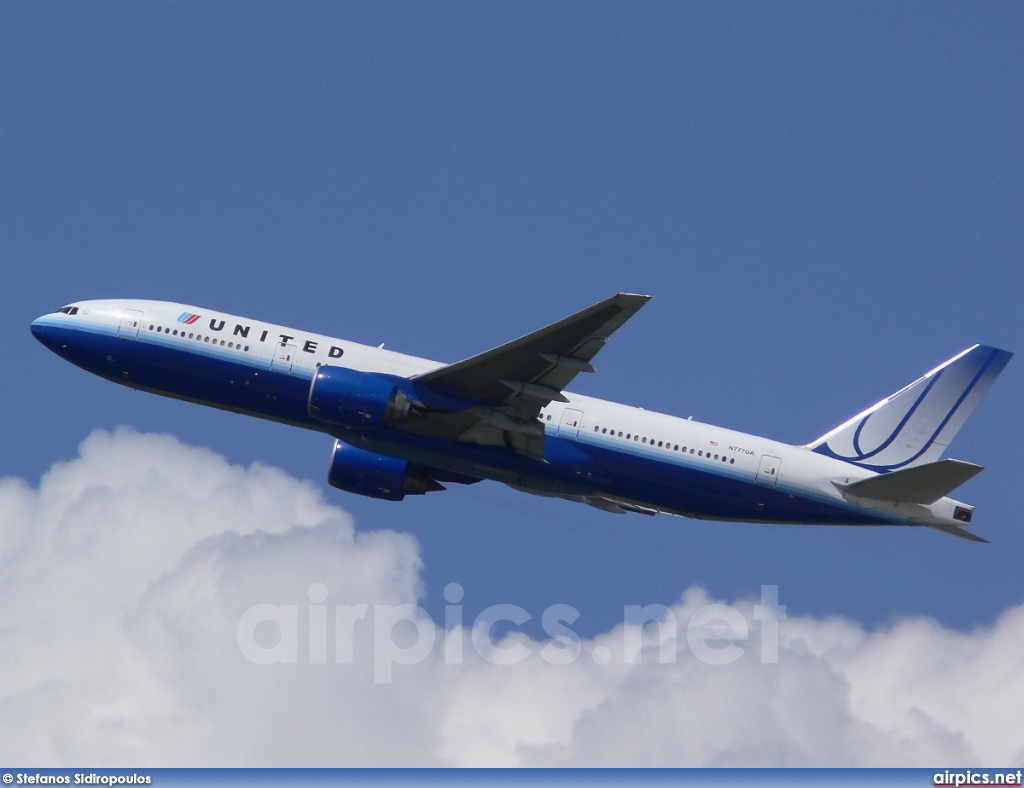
[[4, 1, 1021, 648]]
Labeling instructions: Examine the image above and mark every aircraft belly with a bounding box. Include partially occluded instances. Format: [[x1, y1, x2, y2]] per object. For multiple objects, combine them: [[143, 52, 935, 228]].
[[582, 444, 888, 525], [58, 327, 321, 430], [59, 325, 902, 527]]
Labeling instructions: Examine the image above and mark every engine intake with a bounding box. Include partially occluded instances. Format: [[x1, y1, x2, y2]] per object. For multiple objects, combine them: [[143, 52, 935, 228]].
[[308, 365, 414, 429], [327, 439, 444, 501]]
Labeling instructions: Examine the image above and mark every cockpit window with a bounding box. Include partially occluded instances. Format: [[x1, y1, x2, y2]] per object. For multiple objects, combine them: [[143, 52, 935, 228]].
[[57, 306, 79, 315]]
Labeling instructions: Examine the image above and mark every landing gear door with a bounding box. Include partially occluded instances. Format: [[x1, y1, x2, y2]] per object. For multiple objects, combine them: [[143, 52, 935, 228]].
[[271, 343, 297, 374], [558, 408, 584, 441], [756, 455, 782, 488], [117, 309, 143, 340]]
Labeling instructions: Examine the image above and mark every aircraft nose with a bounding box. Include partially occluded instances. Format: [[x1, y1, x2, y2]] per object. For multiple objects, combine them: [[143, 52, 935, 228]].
[[30, 315, 61, 352]]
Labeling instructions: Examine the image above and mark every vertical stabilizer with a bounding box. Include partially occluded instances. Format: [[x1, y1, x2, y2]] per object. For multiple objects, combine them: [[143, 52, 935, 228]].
[[808, 345, 1012, 472]]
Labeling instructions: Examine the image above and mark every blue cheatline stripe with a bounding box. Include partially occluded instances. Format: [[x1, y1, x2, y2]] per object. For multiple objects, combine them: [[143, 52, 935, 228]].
[[33, 315, 120, 337]]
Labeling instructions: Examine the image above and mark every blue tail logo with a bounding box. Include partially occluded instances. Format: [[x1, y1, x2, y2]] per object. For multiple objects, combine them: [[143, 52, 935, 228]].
[[809, 345, 1012, 472]]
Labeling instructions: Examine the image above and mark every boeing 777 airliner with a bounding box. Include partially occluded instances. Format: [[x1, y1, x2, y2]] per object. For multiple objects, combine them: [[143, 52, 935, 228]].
[[31, 295, 1011, 542]]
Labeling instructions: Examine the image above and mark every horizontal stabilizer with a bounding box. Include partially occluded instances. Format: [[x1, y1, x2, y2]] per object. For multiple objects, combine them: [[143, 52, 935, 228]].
[[834, 459, 983, 504]]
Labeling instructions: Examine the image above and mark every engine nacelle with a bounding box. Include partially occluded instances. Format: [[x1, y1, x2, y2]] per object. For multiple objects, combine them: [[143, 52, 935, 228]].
[[327, 439, 443, 501], [308, 365, 413, 429]]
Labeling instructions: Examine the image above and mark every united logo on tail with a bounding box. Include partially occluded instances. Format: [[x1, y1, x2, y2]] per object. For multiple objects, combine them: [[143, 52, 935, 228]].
[[808, 345, 1013, 473]]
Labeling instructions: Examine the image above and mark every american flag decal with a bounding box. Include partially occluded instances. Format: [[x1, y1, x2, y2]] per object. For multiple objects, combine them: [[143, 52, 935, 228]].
[[709, 440, 719, 447]]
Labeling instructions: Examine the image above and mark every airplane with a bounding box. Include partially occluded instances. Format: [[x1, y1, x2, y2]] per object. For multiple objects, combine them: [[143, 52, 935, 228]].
[[31, 294, 1012, 542]]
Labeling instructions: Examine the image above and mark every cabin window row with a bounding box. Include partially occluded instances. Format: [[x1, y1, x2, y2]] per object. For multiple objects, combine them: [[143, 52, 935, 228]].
[[148, 324, 249, 352], [591, 425, 735, 464]]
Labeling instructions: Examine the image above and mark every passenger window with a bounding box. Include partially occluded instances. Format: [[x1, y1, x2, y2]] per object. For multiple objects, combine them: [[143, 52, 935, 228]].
[[730, 458, 735, 464], [698, 451, 703, 457], [642, 437, 647, 443]]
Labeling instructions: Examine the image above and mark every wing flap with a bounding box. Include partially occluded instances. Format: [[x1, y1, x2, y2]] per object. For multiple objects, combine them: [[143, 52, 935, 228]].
[[833, 458, 983, 505]]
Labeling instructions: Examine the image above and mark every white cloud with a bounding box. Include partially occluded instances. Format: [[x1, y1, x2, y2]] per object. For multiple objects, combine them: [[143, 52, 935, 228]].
[[2, 428, 1021, 766]]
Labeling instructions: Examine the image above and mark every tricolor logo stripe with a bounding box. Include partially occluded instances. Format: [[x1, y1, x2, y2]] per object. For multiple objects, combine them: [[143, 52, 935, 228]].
[[177, 313, 201, 324]]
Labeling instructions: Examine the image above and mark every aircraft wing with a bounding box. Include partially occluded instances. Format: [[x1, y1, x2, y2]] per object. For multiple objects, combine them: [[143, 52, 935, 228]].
[[409, 293, 651, 458], [416, 292, 651, 405]]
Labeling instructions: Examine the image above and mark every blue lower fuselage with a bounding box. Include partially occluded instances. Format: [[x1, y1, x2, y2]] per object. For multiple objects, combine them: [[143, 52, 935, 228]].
[[34, 320, 892, 527]]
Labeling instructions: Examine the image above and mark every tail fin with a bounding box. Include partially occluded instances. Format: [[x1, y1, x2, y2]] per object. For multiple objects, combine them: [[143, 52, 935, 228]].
[[808, 345, 1012, 472]]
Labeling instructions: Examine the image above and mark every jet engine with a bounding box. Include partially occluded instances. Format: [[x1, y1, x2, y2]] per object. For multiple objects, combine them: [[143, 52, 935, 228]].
[[308, 365, 416, 429], [327, 439, 443, 501]]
